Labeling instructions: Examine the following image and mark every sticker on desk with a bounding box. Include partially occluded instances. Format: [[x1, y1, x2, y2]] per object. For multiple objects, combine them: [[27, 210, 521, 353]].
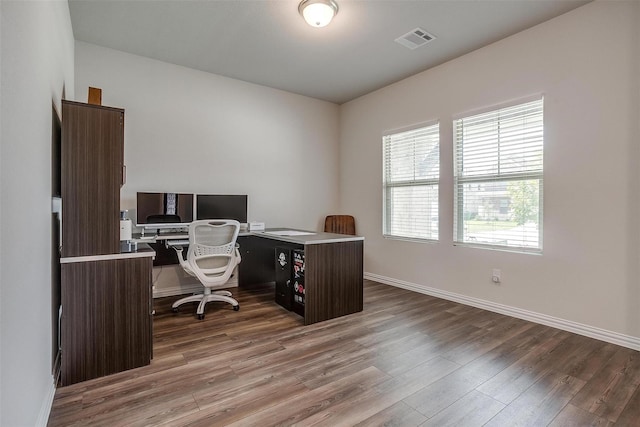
[[277, 252, 287, 267], [293, 279, 305, 304], [293, 251, 305, 278]]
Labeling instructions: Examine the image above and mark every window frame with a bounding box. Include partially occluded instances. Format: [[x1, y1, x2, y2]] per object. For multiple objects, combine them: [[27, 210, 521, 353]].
[[382, 120, 440, 242], [453, 96, 544, 253]]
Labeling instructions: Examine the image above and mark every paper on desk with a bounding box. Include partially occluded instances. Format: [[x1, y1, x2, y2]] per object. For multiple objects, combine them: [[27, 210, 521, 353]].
[[264, 230, 316, 236]]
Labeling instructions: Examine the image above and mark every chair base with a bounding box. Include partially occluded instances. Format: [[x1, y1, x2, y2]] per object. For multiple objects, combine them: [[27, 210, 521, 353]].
[[172, 290, 239, 320]]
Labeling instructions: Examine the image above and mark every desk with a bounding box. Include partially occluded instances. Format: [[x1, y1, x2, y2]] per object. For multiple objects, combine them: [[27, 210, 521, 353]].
[[59, 243, 155, 386], [238, 229, 364, 325], [135, 228, 365, 325]]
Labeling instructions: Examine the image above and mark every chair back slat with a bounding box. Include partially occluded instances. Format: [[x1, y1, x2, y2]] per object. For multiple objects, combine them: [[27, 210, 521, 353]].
[[188, 220, 240, 260], [324, 215, 356, 235]]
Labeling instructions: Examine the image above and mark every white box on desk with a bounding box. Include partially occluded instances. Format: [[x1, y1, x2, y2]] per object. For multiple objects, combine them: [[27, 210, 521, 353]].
[[249, 222, 265, 231]]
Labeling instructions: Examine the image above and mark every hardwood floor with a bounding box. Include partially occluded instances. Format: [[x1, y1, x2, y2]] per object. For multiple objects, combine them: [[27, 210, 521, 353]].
[[48, 280, 640, 426]]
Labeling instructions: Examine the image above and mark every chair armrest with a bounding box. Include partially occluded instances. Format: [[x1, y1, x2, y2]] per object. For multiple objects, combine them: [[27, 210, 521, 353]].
[[173, 246, 192, 275]]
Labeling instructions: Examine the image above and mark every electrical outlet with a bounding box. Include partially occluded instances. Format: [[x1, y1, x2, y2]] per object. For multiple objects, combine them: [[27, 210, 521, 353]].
[[492, 269, 501, 283]]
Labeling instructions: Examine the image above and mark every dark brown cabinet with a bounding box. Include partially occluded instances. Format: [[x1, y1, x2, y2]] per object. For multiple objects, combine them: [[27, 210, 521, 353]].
[[60, 258, 152, 386], [59, 100, 153, 386], [61, 100, 123, 257]]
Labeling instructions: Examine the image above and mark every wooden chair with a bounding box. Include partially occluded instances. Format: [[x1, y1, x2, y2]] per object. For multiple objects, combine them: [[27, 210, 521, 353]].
[[324, 215, 356, 235]]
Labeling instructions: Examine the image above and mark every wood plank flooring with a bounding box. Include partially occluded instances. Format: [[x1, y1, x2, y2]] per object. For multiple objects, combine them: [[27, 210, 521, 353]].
[[48, 280, 640, 426]]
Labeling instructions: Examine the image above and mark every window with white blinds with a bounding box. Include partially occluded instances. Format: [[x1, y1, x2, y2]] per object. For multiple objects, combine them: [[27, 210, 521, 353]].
[[453, 97, 543, 252], [383, 123, 439, 241]]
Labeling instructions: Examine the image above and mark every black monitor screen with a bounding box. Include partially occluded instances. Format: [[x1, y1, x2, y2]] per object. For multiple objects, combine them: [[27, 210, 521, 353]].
[[196, 194, 248, 223], [136, 192, 194, 226]]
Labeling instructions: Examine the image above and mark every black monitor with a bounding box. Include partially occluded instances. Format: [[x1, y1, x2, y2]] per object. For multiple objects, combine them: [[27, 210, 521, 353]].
[[196, 194, 248, 223], [136, 192, 194, 228]]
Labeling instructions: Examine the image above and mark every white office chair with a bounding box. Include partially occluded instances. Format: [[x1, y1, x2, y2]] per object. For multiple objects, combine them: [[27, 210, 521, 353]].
[[172, 219, 241, 320]]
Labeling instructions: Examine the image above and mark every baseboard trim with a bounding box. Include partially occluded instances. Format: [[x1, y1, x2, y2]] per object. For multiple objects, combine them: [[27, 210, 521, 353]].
[[364, 272, 640, 351], [36, 377, 56, 427]]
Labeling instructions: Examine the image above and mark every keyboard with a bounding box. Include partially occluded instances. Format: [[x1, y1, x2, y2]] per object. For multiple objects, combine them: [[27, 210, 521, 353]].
[[157, 233, 189, 239], [166, 239, 189, 247]]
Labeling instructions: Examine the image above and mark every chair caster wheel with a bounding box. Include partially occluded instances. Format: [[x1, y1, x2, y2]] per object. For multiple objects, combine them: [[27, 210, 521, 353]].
[[233, 305, 240, 311], [172, 307, 178, 313], [198, 314, 205, 320]]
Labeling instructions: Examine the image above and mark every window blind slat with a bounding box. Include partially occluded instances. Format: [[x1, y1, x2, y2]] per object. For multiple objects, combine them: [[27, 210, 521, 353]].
[[453, 98, 543, 252], [383, 123, 440, 241]]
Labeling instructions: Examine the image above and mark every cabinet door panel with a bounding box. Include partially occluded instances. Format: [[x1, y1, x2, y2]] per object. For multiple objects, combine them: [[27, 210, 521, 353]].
[[61, 258, 151, 386], [304, 241, 363, 325], [61, 101, 123, 257]]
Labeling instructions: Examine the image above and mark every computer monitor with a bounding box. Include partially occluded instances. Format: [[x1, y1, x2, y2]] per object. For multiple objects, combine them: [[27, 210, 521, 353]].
[[136, 192, 194, 228], [196, 194, 248, 223]]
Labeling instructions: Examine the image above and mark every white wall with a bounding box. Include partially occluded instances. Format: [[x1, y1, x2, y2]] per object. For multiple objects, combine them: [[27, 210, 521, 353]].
[[74, 42, 341, 295], [0, 0, 74, 425], [340, 1, 640, 342], [74, 41, 340, 228]]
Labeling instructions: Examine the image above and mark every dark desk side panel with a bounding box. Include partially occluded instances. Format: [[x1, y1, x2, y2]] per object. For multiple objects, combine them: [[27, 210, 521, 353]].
[[148, 242, 181, 266], [238, 236, 302, 286], [304, 240, 363, 325]]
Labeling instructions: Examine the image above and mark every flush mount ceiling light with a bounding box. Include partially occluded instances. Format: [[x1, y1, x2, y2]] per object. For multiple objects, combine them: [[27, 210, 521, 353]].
[[298, 0, 339, 28]]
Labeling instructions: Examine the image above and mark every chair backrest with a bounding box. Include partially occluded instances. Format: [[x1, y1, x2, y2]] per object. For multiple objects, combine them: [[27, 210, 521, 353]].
[[188, 219, 240, 260], [324, 215, 356, 235], [184, 220, 240, 287]]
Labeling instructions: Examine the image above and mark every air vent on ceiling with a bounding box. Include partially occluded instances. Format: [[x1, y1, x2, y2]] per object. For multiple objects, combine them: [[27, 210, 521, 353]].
[[395, 28, 436, 50]]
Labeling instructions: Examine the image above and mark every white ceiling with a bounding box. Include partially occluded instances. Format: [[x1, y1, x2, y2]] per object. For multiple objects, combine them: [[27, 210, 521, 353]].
[[68, 0, 590, 104]]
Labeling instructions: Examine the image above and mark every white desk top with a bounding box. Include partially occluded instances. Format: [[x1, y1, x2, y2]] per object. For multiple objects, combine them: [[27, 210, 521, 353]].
[[253, 229, 363, 245], [132, 228, 363, 246], [60, 243, 156, 264]]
